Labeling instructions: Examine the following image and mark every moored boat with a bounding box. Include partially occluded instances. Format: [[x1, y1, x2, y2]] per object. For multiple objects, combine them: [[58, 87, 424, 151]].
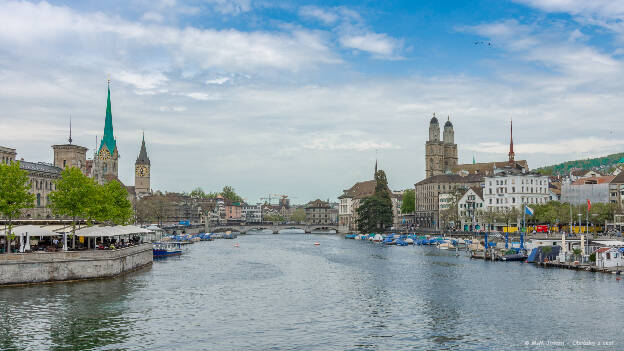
[[153, 242, 182, 258]]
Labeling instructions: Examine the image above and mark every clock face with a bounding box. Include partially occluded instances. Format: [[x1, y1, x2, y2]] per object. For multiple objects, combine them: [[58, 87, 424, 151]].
[[136, 165, 149, 177], [99, 149, 111, 161]]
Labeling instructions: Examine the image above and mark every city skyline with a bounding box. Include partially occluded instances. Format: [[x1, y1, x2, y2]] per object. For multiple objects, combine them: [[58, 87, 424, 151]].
[[2, 0, 624, 202]]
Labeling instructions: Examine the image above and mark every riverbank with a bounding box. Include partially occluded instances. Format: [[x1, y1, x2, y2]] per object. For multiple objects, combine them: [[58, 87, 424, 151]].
[[0, 243, 153, 286]]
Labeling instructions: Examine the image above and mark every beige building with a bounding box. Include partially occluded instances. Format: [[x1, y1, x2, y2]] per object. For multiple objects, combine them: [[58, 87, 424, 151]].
[[414, 173, 483, 229], [0, 146, 16, 164], [305, 199, 333, 225], [338, 180, 377, 232], [19, 161, 62, 219]]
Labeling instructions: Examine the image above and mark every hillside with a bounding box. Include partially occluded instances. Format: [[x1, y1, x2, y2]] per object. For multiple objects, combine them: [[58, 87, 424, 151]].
[[535, 153, 624, 176]]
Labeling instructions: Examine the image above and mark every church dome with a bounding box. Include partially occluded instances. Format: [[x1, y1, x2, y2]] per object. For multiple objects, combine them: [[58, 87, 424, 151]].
[[444, 120, 453, 128], [430, 116, 439, 124]]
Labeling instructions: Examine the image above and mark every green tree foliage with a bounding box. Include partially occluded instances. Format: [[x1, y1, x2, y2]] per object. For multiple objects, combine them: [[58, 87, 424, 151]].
[[356, 170, 393, 233], [400, 189, 415, 214], [221, 185, 243, 203], [189, 187, 218, 199], [100, 181, 134, 225], [291, 208, 306, 223], [535, 152, 624, 176], [49, 167, 96, 249], [49, 168, 134, 249], [531, 201, 620, 226], [0, 161, 35, 253], [264, 213, 284, 223]]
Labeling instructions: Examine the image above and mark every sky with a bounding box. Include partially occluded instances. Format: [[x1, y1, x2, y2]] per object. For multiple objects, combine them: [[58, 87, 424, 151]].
[[2, 0, 624, 204]]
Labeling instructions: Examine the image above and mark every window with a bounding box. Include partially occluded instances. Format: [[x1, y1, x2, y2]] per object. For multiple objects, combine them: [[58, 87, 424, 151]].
[[36, 193, 41, 207], [63, 160, 66, 167]]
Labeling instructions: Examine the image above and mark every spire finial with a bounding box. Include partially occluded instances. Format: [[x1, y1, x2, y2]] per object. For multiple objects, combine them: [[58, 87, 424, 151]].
[[142, 130, 145, 142], [374, 149, 378, 175], [68, 113, 73, 144], [508, 118, 515, 164]]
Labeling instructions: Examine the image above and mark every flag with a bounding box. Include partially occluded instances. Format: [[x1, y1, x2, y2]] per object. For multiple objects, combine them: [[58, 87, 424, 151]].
[[525, 205, 534, 216], [587, 199, 591, 211]]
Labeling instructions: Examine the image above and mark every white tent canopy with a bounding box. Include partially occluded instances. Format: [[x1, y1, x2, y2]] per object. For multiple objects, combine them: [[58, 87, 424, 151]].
[[0, 225, 60, 237], [73, 225, 154, 237]]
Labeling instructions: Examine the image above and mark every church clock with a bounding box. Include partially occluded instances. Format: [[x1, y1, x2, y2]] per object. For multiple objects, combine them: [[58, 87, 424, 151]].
[[99, 148, 111, 161], [136, 165, 149, 177]]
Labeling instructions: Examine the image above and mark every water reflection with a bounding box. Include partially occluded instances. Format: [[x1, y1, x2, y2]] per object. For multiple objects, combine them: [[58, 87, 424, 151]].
[[1, 236, 623, 350]]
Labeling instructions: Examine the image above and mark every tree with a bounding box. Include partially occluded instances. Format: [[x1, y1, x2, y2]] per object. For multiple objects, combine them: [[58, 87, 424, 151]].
[[356, 170, 393, 233], [0, 161, 35, 253], [500, 207, 520, 231], [136, 194, 169, 226], [221, 186, 243, 203], [100, 180, 133, 225], [291, 208, 306, 224], [49, 167, 96, 249], [400, 189, 415, 214], [264, 213, 284, 223], [189, 187, 218, 199], [482, 207, 501, 232]]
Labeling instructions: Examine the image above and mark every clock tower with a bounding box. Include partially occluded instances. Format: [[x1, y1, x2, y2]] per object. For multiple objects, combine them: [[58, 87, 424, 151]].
[[135, 132, 151, 196], [94, 81, 120, 184]]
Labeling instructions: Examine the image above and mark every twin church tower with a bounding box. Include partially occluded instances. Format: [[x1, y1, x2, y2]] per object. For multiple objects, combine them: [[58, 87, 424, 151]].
[[425, 113, 458, 178]]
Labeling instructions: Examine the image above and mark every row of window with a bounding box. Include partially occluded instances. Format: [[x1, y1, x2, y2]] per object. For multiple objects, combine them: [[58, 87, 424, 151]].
[[488, 186, 547, 195], [32, 179, 55, 191], [489, 178, 545, 186], [488, 196, 547, 205]]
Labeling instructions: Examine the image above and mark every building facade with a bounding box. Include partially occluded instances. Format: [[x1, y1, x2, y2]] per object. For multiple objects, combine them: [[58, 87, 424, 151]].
[[305, 199, 333, 225], [19, 161, 62, 219], [0, 146, 17, 165], [483, 166, 550, 211], [457, 187, 485, 231], [414, 173, 483, 229], [242, 203, 262, 223]]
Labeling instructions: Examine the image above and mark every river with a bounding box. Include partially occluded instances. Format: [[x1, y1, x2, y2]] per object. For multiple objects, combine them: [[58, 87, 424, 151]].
[[1, 234, 623, 350]]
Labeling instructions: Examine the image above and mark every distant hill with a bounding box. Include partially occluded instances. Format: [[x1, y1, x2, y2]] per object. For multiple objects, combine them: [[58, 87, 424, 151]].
[[535, 153, 624, 176]]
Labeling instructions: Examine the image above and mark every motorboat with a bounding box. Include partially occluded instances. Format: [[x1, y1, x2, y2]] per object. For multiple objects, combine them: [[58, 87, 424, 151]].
[[153, 242, 182, 258]]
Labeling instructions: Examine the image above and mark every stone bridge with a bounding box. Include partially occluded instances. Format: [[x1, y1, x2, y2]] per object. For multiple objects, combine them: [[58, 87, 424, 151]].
[[207, 223, 342, 234]]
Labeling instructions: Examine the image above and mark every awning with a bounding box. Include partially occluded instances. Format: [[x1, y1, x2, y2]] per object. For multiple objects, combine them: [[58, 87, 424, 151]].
[[0, 225, 60, 237], [73, 225, 154, 237]]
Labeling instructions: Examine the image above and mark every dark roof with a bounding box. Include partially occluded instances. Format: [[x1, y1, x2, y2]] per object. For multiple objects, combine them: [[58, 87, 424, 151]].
[[452, 160, 529, 175], [104, 174, 126, 187], [136, 135, 150, 165], [339, 180, 377, 199], [430, 116, 438, 124], [306, 199, 330, 208], [19, 161, 62, 175], [444, 120, 453, 128], [415, 173, 483, 186], [611, 171, 624, 184]]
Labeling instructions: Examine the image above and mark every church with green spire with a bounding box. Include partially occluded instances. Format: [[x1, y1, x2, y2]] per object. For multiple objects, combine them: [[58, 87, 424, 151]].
[[93, 82, 120, 184]]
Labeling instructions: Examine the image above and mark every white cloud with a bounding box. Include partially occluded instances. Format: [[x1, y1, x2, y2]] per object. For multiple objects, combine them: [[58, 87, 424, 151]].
[[339, 33, 403, 58], [302, 133, 401, 151], [0, 1, 341, 72], [184, 92, 221, 101], [206, 77, 230, 85], [299, 6, 340, 24], [115, 71, 168, 91], [141, 11, 164, 23]]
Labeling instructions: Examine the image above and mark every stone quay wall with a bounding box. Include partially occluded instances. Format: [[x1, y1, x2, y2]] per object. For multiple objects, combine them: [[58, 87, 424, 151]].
[[0, 243, 153, 286]]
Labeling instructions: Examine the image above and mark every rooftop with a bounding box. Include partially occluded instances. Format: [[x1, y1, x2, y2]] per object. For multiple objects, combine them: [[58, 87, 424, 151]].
[[415, 173, 483, 186]]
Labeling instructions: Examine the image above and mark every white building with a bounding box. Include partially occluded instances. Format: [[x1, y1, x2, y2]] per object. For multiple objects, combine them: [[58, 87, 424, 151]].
[[242, 203, 262, 223], [483, 166, 550, 212], [595, 247, 624, 269], [457, 187, 485, 231]]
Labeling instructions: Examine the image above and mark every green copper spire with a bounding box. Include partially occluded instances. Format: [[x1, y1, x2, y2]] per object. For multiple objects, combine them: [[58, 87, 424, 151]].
[[99, 82, 117, 154], [473, 155, 476, 164]]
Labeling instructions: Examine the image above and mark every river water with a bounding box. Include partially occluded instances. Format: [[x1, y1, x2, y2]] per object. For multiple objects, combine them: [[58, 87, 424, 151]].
[[1, 234, 623, 350]]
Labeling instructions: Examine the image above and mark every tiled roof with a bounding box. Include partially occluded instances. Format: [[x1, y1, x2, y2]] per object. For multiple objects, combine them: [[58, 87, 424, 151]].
[[339, 180, 377, 199], [306, 199, 330, 208], [19, 161, 62, 175], [571, 176, 614, 185], [452, 160, 528, 175], [415, 173, 483, 186]]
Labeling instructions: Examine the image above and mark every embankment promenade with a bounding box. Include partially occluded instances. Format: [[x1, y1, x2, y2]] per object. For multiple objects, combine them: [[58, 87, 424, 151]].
[[0, 243, 153, 286]]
